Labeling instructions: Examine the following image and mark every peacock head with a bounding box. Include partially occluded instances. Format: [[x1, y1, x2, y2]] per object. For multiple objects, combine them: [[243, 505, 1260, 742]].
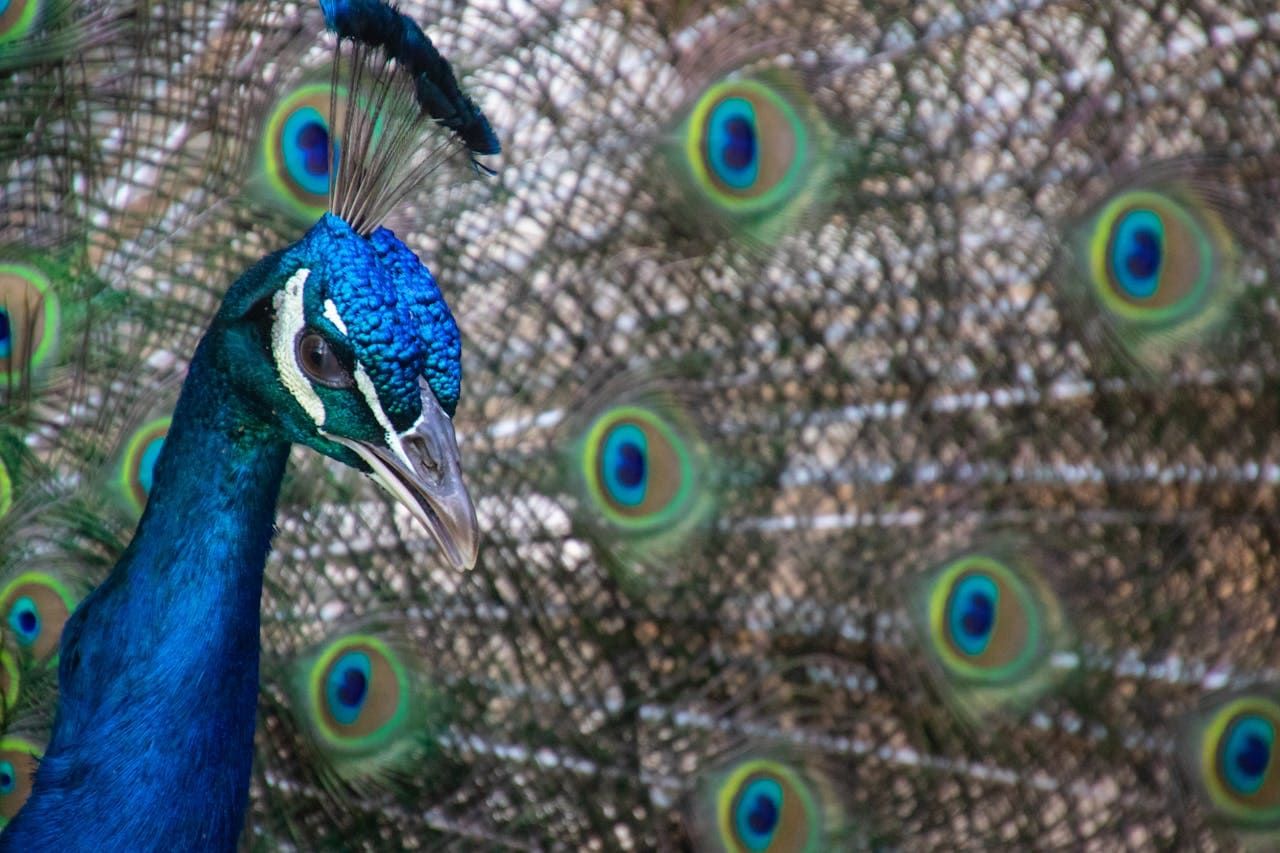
[[218, 212, 477, 570]]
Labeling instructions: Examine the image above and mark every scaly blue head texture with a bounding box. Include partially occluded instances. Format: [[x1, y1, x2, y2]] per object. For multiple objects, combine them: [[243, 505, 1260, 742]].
[[265, 213, 461, 431]]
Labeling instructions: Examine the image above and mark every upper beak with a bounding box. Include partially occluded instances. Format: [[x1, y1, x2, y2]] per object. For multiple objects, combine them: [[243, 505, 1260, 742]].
[[334, 379, 479, 570]]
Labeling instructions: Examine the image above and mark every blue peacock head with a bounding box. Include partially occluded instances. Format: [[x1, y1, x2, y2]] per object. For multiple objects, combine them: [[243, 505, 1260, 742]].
[[199, 0, 500, 571], [215, 213, 477, 570]]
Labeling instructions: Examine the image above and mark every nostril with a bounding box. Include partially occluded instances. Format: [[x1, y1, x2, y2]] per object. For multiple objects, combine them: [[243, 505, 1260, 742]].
[[405, 433, 441, 477]]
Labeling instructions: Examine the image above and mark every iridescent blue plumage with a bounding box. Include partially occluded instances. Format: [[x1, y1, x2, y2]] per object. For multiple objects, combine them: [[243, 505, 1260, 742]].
[[278, 214, 461, 425], [0, 0, 489, 847]]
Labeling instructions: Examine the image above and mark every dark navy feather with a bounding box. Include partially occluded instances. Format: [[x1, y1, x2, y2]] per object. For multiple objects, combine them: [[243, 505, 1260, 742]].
[[319, 0, 500, 169]]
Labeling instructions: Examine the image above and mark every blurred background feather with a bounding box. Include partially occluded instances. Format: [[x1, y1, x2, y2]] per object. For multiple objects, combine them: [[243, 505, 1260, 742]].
[[3, 0, 1280, 849]]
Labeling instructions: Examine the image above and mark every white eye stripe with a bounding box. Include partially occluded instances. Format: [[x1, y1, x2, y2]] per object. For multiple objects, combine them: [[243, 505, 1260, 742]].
[[273, 269, 411, 454], [323, 299, 348, 336], [353, 364, 416, 471], [271, 267, 327, 427]]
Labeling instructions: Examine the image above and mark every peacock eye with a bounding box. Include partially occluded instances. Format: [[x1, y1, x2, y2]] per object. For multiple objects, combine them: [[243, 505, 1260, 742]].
[[0, 573, 79, 666], [1180, 694, 1280, 828], [295, 330, 353, 389], [0, 738, 40, 827], [693, 755, 833, 853], [307, 635, 411, 750]]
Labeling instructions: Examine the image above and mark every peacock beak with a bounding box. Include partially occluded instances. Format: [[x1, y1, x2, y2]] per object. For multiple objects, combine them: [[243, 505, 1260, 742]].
[[335, 379, 479, 571]]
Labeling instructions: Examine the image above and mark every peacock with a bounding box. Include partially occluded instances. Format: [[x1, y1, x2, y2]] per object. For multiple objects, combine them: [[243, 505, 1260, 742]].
[[2, 0, 1280, 848], [1, 0, 494, 845]]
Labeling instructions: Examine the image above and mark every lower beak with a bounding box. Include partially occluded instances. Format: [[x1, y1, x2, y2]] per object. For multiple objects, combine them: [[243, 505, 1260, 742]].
[[334, 380, 479, 570]]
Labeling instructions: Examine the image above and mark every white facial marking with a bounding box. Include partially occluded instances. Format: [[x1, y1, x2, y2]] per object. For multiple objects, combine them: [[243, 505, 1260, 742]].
[[271, 268, 327, 427], [353, 364, 416, 472], [323, 299, 348, 336]]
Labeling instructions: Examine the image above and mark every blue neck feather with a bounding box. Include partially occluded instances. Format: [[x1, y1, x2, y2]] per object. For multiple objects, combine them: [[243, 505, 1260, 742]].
[[1, 332, 289, 850]]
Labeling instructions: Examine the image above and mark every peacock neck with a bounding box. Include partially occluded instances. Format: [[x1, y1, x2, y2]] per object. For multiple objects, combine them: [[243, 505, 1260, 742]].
[[124, 340, 291, 585], [0, 335, 290, 850]]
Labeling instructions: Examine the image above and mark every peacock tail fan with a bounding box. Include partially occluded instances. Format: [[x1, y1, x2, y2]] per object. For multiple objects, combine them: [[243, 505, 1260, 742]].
[[2, 0, 1280, 848], [0, 646, 58, 826]]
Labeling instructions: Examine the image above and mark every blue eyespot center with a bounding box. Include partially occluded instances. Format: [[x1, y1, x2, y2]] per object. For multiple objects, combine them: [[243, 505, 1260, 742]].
[[708, 97, 759, 190], [735, 778, 783, 850], [0, 308, 11, 358], [138, 437, 165, 496], [282, 107, 335, 197], [0, 760, 13, 796], [1237, 733, 1270, 778], [337, 667, 368, 709], [960, 593, 994, 640], [747, 789, 779, 834], [1111, 209, 1163, 299], [722, 116, 756, 171], [1223, 715, 1274, 795], [602, 424, 648, 507], [615, 442, 645, 489], [7, 598, 39, 645], [297, 121, 331, 177], [1126, 228, 1161, 281], [326, 651, 372, 726], [949, 575, 997, 657]]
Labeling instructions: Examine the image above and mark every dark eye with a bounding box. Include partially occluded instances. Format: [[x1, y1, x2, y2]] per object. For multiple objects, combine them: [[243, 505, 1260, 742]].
[[296, 330, 353, 389]]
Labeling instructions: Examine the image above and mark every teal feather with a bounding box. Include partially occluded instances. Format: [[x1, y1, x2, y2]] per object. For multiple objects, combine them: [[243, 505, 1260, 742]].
[[2, 0, 1280, 849]]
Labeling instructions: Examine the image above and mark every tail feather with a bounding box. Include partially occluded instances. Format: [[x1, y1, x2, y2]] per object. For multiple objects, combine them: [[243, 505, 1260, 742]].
[[4, 0, 1280, 848]]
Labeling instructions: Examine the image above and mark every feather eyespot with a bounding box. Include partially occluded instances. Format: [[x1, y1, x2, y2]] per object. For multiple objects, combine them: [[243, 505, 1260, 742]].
[[308, 635, 409, 750], [689, 80, 806, 211], [581, 405, 699, 533], [668, 73, 834, 244], [560, 381, 724, 586], [0, 573, 78, 665], [1088, 190, 1224, 324], [0, 263, 59, 385], [694, 756, 833, 853], [1181, 694, 1280, 833], [911, 550, 1070, 718], [928, 555, 1046, 684], [296, 331, 353, 389], [1060, 174, 1243, 370], [0, 738, 40, 828], [118, 417, 171, 515], [270, 629, 451, 787], [261, 83, 345, 222]]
